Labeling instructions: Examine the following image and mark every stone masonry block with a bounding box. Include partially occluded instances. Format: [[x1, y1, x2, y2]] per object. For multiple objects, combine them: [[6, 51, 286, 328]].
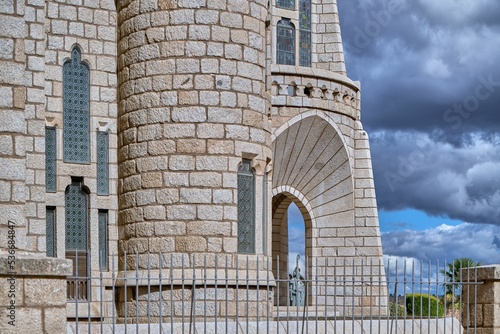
[[176, 236, 207, 252], [24, 278, 67, 307], [186, 221, 231, 236], [196, 156, 228, 171], [179, 188, 212, 203], [167, 205, 196, 220], [172, 106, 206, 122], [0, 307, 42, 333], [197, 205, 224, 220]]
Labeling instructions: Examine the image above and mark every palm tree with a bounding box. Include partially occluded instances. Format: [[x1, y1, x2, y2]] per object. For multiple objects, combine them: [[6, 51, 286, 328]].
[[440, 258, 482, 296]]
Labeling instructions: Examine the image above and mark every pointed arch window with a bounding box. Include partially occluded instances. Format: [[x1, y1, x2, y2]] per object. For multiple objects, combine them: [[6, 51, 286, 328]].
[[299, 0, 312, 67], [237, 159, 256, 254], [277, 19, 296, 66], [63, 46, 90, 163]]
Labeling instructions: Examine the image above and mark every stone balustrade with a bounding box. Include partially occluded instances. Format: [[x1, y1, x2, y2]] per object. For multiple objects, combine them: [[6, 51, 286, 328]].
[[270, 64, 361, 120]]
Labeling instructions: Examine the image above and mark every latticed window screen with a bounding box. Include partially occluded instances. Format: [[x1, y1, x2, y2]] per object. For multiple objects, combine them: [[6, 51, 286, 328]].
[[45, 127, 57, 192], [63, 47, 90, 163], [276, 0, 295, 9], [237, 160, 256, 254], [65, 180, 88, 251], [299, 0, 312, 67], [98, 210, 108, 270], [97, 131, 109, 195], [46, 207, 56, 257], [277, 19, 296, 65]]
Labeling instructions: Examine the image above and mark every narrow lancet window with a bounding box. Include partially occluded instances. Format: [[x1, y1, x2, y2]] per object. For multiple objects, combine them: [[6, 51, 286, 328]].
[[45, 127, 57, 192], [97, 131, 109, 195], [299, 0, 312, 67], [46, 207, 56, 257], [277, 19, 296, 65], [63, 46, 90, 163], [98, 210, 108, 270], [237, 159, 256, 254]]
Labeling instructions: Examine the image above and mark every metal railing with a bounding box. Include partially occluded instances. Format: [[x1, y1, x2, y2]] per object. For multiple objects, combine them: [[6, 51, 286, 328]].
[[66, 254, 480, 334]]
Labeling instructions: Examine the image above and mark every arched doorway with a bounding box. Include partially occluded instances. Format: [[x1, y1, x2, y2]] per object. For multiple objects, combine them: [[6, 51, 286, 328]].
[[272, 191, 313, 306]]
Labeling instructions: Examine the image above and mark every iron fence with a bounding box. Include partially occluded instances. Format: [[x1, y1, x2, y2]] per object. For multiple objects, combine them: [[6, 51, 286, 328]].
[[66, 253, 480, 333]]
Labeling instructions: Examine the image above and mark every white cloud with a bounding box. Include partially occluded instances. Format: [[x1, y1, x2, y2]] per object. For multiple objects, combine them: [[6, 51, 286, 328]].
[[423, 58, 451, 79], [382, 222, 500, 265]]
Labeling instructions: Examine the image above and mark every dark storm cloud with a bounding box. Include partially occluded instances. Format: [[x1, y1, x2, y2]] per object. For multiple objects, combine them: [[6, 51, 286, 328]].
[[338, 0, 500, 135], [337, 0, 500, 224], [371, 132, 500, 224]]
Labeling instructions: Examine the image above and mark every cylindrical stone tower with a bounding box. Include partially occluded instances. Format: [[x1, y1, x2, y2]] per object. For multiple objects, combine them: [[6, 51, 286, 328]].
[[116, 0, 272, 320]]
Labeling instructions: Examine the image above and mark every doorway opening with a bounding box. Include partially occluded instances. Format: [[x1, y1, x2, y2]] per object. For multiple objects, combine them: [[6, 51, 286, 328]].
[[272, 192, 312, 306]]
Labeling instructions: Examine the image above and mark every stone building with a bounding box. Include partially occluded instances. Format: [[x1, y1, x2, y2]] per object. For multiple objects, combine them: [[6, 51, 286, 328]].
[[0, 0, 386, 329]]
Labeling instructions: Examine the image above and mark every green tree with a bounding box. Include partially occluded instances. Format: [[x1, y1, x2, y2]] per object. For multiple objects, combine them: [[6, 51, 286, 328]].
[[440, 258, 482, 296]]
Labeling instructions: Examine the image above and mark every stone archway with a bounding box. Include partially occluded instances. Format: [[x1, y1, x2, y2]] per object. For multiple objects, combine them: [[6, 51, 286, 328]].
[[272, 190, 314, 306], [271, 113, 355, 308]]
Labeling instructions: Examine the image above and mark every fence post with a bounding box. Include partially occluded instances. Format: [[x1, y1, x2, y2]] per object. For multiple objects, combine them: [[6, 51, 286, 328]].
[[462, 265, 500, 333]]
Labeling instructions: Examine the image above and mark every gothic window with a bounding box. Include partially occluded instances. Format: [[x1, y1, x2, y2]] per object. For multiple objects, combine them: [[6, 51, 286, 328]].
[[299, 0, 312, 67], [46, 207, 56, 257], [98, 210, 108, 270], [237, 159, 256, 254], [65, 179, 89, 252], [63, 46, 90, 163], [276, 0, 295, 10], [45, 127, 57, 192], [97, 131, 109, 195], [277, 19, 296, 65]]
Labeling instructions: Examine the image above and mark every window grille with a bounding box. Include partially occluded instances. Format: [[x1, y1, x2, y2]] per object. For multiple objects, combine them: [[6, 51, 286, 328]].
[[46, 207, 56, 257], [277, 19, 296, 65], [299, 0, 312, 67], [45, 127, 57, 192], [276, 0, 295, 10], [63, 47, 90, 163], [237, 160, 256, 254], [98, 210, 108, 270], [97, 131, 109, 195], [65, 180, 88, 251]]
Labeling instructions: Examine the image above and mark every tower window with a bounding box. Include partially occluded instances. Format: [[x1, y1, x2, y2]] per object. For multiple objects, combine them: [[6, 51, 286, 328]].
[[299, 0, 312, 67], [63, 46, 90, 163], [237, 159, 256, 254], [277, 19, 296, 66]]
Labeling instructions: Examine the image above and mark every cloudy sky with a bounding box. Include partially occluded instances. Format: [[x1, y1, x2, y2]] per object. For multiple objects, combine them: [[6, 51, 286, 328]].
[[332, 0, 500, 266]]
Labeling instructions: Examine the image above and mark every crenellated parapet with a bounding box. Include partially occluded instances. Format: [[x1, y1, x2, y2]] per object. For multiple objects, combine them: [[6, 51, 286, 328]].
[[270, 64, 360, 121]]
